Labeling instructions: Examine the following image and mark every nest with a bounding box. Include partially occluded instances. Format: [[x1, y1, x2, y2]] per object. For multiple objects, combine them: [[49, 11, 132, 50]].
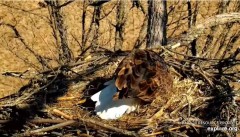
[[0, 49, 239, 137]]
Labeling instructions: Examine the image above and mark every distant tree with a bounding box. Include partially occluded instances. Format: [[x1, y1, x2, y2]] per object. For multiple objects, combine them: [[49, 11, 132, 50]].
[[45, 0, 72, 64], [115, 0, 126, 51], [91, 5, 101, 49], [147, 0, 167, 48]]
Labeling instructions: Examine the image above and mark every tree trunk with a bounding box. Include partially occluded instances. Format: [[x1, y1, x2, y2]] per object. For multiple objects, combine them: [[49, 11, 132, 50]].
[[81, 0, 87, 49], [46, 0, 72, 64], [115, 0, 126, 51], [91, 5, 101, 49], [147, 0, 167, 48]]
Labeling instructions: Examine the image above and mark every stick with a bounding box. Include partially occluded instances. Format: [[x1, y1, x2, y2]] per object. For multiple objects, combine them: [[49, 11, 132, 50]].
[[25, 120, 76, 136], [76, 117, 139, 137], [52, 109, 73, 120]]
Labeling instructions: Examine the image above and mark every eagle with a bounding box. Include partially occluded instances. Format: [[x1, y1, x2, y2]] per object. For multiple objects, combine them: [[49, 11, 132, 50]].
[[91, 49, 173, 119]]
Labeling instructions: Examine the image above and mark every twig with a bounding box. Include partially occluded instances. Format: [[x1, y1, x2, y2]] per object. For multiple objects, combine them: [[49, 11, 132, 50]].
[[50, 107, 138, 136], [142, 126, 185, 136], [57, 96, 77, 101], [0, 68, 61, 107], [30, 118, 67, 124], [141, 118, 205, 136], [52, 109, 73, 120], [0, 3, 49, 21], [193, 67, 214, 88], [0, 120, 10, 124], [149, 96, 175, 122], [76, 117, 139, 137], [24, 120, 76, 136], [57, 0, 75, 8], [182, 94, 191, 117], [180, 12, 240, 45]]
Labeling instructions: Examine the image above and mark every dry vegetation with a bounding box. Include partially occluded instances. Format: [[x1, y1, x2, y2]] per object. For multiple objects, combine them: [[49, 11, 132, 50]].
[[0, 0, 239, 136]]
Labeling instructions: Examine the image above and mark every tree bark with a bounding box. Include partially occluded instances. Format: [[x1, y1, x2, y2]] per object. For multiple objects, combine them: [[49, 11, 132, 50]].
[[115, 0, 126, 51], [46, 0, 72, 64], [91, 5, 101, 48], [147, 0, 167, 48]]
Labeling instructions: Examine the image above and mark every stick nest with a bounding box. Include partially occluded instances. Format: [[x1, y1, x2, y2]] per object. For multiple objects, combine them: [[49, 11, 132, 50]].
[[0, 49, 239, 137]]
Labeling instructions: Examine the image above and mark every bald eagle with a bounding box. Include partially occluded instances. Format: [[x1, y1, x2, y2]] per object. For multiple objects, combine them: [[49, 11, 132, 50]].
[[91, 49, 173, 119]]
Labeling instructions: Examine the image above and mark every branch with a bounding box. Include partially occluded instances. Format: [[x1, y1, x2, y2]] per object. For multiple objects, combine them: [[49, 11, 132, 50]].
[[180, 12, 240, 45], [23, 120, 76, 136], [0, 22, 51, 70], [89, 0, 110, 6], [57, 0, 75, 8]]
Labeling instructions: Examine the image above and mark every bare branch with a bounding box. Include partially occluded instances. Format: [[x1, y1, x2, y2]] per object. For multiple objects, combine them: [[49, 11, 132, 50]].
[[46, 0, 72, 64], [180, 13, 240, 46]]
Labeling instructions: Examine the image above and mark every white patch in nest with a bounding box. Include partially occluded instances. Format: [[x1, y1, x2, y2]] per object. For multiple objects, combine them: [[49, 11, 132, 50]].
[[91, 79, 139, 119]]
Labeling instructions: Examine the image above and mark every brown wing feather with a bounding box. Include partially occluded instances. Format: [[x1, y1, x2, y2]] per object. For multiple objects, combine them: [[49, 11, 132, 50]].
[[115, 49, 173, 102]]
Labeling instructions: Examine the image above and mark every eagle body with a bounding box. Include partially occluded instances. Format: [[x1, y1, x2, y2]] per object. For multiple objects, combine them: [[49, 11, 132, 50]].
[[116, 49, 173, 102], [91, 49, 173, 119]]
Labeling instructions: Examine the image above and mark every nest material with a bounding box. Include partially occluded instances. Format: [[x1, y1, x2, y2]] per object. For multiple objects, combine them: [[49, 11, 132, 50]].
[[0, 51, 238, 137]]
